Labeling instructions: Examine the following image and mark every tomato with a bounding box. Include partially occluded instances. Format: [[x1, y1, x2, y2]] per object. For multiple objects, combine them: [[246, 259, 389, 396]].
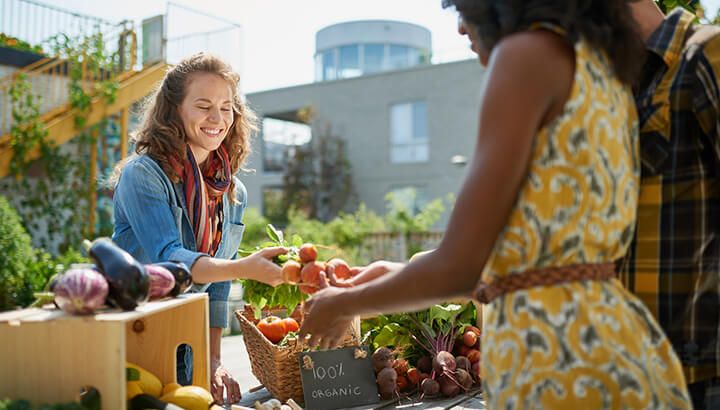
[[282, 317, 300, 333], [256, 315, 286, 343]]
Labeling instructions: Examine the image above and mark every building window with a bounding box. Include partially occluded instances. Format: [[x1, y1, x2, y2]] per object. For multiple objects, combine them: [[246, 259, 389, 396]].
[[363, 43, 384, 73], [262, 117, 312, 173], [322, 50, 336, 81], [338, 44, 361, 78], [390, 101, 429, 163]]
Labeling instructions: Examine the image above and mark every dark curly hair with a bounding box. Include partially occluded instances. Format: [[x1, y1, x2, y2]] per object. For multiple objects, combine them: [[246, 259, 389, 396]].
[[442, 0, 645, 84]]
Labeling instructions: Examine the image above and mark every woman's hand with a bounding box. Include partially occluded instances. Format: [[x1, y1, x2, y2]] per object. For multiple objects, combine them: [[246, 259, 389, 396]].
[[211, 359, 241, 404], [299, 273, 355, 350], [327, 260, 405, 288], [241, 246, 287, 286]]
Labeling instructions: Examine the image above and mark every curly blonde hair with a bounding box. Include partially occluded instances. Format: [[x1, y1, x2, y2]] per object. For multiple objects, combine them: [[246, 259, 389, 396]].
[[124, 52, 256, 196]]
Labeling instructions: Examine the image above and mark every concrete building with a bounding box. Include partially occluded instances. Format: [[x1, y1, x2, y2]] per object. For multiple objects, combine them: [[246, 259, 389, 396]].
[[242, 20, 485, 227]]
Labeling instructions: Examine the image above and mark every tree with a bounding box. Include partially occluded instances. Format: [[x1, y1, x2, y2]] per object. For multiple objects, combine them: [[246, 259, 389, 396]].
[[282, 122, 356, 222]]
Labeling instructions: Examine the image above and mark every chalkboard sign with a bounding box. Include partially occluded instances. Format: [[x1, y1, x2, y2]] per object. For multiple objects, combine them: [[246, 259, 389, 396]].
[[298, 346, 379, 410]]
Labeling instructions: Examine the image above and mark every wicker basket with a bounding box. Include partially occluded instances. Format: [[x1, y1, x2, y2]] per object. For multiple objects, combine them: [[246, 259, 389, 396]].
[[235, 307, 360, 402]]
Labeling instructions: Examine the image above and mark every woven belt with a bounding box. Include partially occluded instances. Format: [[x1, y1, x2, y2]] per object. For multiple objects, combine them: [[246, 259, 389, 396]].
[[473, 262, 616, 304]]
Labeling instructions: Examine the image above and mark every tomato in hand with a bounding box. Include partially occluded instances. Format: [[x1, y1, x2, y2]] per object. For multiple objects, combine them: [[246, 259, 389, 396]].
[[256, 315, 286, 343], [282, 317, 300, 333]]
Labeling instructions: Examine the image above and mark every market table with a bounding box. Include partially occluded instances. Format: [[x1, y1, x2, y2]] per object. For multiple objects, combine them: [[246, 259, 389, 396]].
[[235, 386, 485, 409]]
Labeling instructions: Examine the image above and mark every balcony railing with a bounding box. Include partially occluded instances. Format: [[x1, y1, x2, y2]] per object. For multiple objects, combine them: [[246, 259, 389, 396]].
[[0, 22, 137, 136], [0, 0, 118, 53]]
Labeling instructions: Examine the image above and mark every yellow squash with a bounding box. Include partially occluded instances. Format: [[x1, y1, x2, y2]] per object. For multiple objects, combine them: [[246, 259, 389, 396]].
[[126, 362, 163, 398], [160, 385, 213, 410]]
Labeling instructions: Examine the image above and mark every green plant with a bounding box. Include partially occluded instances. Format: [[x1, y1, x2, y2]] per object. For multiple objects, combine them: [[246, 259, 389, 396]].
[[0, 195, 88, 311], [4, 29, 121, 252], [384, 190, 453, 234], [0, 33, 43, 54], [0, 195, 36, 310]]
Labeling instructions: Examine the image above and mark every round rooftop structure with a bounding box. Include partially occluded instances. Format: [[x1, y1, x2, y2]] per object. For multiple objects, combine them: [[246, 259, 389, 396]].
[[314, 20, 432, 82]]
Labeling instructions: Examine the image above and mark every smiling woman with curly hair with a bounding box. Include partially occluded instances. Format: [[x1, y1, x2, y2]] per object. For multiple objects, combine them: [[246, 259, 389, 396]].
[[298, 1, 692, 408], [111, 53, 288, 404]]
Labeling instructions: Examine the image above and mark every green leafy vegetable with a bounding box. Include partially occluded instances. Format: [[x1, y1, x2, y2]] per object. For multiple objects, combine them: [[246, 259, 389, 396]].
[[239, 224, 307, 316]]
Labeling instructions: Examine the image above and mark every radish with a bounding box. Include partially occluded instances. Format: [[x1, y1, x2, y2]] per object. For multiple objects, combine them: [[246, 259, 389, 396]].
[[406, 368, 421, 385], [463, 331, 478, 347], [392, 358, 409, 376], [467, 349, 481, 364]]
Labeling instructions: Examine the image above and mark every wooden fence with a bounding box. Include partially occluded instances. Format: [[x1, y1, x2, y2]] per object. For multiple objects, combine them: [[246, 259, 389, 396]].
[[360, 231, 444, 262]]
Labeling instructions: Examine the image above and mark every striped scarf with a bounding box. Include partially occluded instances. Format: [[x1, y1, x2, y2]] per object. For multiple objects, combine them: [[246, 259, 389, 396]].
[[172, 145, 231, 256]]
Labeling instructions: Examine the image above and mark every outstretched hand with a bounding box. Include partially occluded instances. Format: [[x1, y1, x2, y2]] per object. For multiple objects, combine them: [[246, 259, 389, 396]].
[[211, 359, 241, 404], [299, 272, 355, 350], [244, 246, 288, 286]]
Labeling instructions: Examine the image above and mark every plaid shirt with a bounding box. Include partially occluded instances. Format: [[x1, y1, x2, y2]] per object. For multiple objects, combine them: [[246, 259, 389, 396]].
[[621, 8, 720, 384]]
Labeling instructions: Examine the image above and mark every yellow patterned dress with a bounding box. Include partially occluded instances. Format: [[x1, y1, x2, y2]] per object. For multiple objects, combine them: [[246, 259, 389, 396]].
[[480, 36, 691, 409]]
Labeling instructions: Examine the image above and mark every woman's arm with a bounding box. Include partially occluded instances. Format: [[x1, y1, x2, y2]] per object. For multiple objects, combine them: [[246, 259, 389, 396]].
[[190, 247, 286, 285], [115, 160, 286, 286], [300, 31, 575, 347]]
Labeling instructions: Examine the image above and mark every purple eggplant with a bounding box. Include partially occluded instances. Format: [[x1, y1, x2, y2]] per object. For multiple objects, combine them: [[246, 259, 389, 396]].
[[88, 239, 150, 310], [54, 268, 108, 315], [151, 261, 193, 297]]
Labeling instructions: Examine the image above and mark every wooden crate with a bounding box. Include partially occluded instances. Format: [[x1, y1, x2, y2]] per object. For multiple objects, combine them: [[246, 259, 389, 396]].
[[0, 293, 209, 409]]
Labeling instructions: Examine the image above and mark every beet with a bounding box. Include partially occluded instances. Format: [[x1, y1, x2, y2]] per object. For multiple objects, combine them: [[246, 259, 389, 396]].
[[372, 347, 394, 373], [144, 265, 176, 299], [438, 374, 460, 398], [376, 367, 397, 400], [417, 356, 433, 374], [433, 351, 456, 374], [456, 368, 473, 390], [421, 378, 440, 396], [456, 356, 471, 372], [54, 268, 108, 315]]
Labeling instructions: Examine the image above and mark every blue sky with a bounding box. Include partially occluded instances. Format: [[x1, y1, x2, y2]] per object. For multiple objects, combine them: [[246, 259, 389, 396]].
[[45, 0, 720, 93]]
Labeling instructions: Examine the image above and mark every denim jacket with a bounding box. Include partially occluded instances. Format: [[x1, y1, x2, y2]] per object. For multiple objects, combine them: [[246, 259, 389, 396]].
[[112, 154, 247, 328]]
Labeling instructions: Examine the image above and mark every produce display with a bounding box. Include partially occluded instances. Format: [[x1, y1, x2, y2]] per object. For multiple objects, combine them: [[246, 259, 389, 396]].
[[240, 225, 358, 317], [362, 303, 483, 400], [52, 268, 108, 315], [125, 362, 216, 410], [256, 315, 300, 344], [29, 238, 198, 316]]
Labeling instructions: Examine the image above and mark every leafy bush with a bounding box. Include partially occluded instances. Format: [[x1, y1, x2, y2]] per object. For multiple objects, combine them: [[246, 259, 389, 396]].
[[0, 196, 88, 311], [241, 191, 451, 266], [0, 196, 36, 310]]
